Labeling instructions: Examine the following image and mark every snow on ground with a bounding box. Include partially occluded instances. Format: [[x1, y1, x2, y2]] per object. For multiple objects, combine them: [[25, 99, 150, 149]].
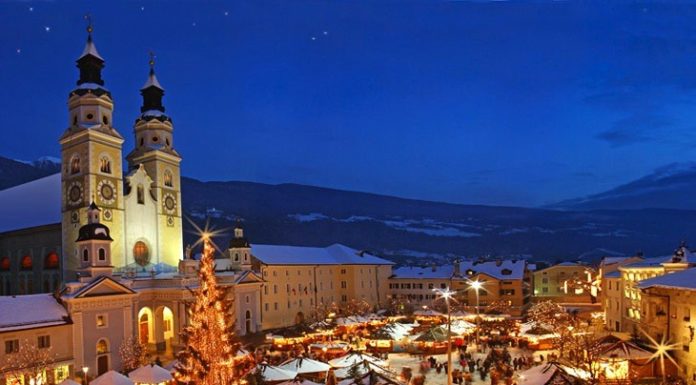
[[386, 347, 558, 385]]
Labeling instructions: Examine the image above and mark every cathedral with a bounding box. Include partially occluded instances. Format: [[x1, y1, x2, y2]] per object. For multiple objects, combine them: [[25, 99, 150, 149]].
[[60, 24, 183, 278]]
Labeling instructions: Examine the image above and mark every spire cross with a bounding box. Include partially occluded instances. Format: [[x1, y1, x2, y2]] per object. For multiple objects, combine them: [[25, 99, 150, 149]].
[[148, 51, 156, 70], [84, 14, 93, 35]]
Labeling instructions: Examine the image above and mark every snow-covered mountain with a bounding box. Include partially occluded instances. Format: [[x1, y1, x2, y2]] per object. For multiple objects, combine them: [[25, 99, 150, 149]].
[[0, 156, 60, 191], [2, 158, 696, 263], [551, 162, 696, 211]]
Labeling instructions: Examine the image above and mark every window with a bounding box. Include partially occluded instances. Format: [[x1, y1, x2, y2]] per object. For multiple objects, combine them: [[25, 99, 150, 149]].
[[273, 285, 278, 294], [96, 314, 107, 328], [264, 286, 268, 295], [164, 170, 173, 187], [5, 339, 19, 354], [341, 281, 347, 289], [341, 295, 347, 302], [102, 116, 109, 125], [541, 277, 548, 284], [98, 248, 106, 261], [44, 252, 59, 269], [440, 283, 446, 289], [0, 257, 10, 271], [246, 295, 250, 304], [428, 283, 434, 289], [70, 155, 80, 174], [265, 303, 269, 311], [137, 184, 145, 204], [274, 302, 278, 310], [542, 287, 548, 293], [100, 156, 111, 174], [38, 335, 51, 349], [133, 241, 150, 266], [21, 255, 32, 270], [234, 253, 239, 262], [341, 269, 347, 274], [83, 249, 89, 262], [96, 339, 108, 354]]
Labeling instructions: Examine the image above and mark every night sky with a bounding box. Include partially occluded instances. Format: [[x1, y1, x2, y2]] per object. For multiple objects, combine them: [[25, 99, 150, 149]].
[[2, 1, 696, 207]]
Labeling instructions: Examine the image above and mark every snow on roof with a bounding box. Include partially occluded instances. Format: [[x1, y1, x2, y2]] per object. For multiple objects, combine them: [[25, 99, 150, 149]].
[[128, 364, 173, 383], [392, 259, 526, 280], [142, 72, 164, 90], [278, 357, 331, 374], [601, 256, 632, 265], [638, 268, 696, 291], [91, 370, 134, 385], [0, 173, 61, 233], [258, 364, 297, 382], [604, 271, 621, 278], [329, 352, 387, 368], [80, 37, 104, 61], [0, 294, 68, 332], [251, 244, 394, 266], [622, 256, 670, 269]]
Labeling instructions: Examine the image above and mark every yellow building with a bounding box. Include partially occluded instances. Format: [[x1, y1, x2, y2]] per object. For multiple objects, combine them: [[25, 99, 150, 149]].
[[0, 295, 74, 385], [532, 262, 595, 303], [248, 243, 393, 330], [639, 268, 696, 384], [389, 259, 531, 317]]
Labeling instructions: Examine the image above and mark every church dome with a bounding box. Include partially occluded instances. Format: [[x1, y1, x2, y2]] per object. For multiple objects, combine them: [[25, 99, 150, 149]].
[[76, 223, 113, 242]]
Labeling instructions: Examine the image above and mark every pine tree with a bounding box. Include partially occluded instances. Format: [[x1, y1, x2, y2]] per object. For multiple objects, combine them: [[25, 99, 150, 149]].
[[175, 237, 239, 385]]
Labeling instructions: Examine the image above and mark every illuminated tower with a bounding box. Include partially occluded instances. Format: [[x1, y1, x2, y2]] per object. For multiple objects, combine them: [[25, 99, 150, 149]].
[[125, 55, 183, 268], [60, 24, 125, 276]]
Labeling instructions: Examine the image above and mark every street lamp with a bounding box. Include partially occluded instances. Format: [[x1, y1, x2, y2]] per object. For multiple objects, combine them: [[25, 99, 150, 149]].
[[82, 367, 89, 385], [433, 287, 456, 385], [467, 279, 483, 348]]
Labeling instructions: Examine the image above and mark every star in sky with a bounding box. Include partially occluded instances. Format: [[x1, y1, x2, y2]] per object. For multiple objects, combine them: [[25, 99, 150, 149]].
[[140, 6, 145, 11], [16, 48, 21, 54], [323, 31, 328, 35], [44, 26, 51, 32], [224, 11, 229, 16], [28, 6, 33, 12], [311, 36, 316, 41]]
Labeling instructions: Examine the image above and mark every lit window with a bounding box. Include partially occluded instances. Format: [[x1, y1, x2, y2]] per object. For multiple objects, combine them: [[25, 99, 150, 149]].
[[96, 314, 107, 328], [70, 155, 80, 174], [133, 241, 150, 266], [100, 157, 111, 174], [164, 170, 173, 187], [20, 255, 32, 270], [5, 339, 19, 354], [96, 339, 108, 354]]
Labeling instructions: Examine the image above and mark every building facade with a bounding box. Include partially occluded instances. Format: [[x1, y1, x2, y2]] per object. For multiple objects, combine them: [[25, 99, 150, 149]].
[[532, 262, 595, 303], [389, 259, 531, 317]]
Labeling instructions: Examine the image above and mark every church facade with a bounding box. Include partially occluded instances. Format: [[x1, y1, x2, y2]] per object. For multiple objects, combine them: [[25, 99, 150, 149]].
[[59, 26, 183, 278]]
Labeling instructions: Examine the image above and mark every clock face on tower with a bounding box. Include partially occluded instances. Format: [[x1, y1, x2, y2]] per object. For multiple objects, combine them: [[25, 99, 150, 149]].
[[163, 193, 177, 214], [68, 181, 83, 206], [97, 179, 116, 205]]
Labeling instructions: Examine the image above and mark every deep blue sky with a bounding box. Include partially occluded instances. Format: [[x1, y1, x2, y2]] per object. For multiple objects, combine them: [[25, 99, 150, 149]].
[[2, 1, 696, 207]]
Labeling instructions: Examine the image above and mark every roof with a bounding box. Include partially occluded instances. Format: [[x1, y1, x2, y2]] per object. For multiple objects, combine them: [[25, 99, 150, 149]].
[[251, 244, 394, 266], [0, 294, 69, 332], [79, 35, 104, 61], [0, 173, 60, 233], [278, 358, 331, 374], [142, 70, 164, 90], [638, 268, 696, 291], [392, 259, 526, 280], [76, 223, 113, 242], [604, 271, 621, 279], [622, 256, 670, 269]]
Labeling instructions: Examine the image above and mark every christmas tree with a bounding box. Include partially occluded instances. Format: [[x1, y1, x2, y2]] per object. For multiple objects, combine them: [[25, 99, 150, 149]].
[[175, 234, 239, 385]]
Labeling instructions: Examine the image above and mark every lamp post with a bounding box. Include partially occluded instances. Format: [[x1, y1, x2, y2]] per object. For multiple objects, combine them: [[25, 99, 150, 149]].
[[82, 367, 89, 385], [468, 280, 483, 348], [433, 287, 456, 385]]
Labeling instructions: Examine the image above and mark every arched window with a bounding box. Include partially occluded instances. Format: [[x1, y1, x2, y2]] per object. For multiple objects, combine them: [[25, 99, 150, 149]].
[[234, 253, 239, 262], [133, 241, 150, 266], [82, 249, 89, 262], [137, 185, 145, 204], [100, 156, 111, 174], [0, 257, 9, 271], [44, 252, 59, 269], [164, 170, 173, 187], [96, 339, 109, 354], [20, 255, 32, 270], [70, 155, 80, 175], [98, 248, 106, 261]]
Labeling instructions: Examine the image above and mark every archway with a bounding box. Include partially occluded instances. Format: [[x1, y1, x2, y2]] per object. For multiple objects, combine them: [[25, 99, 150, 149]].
[[155, 306, 175, 352], [138, 307, 154, 345], [96, 339, 110, 376], [245, 310, 252, 334]]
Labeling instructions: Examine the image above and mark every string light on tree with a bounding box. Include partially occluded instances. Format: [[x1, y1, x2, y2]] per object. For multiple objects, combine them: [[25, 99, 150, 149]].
[[175, 219, 239, 385]]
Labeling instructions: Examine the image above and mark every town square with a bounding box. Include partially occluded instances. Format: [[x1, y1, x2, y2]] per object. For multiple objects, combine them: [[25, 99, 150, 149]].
[[2, 2, 696, 385]]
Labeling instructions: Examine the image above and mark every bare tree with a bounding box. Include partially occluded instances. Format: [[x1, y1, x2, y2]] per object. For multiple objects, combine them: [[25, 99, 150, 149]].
[[1, 339, 56, 385], [119, 335, 149, 373]]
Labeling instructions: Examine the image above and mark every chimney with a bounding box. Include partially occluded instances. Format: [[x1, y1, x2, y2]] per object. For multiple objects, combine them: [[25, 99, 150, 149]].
[[453, 259, 461, 276]]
